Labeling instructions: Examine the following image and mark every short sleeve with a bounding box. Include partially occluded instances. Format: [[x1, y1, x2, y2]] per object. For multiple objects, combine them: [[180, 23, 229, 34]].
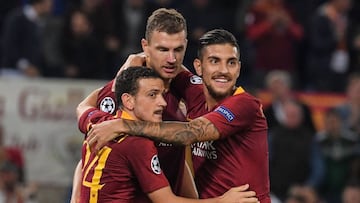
[[203, 94, 259, 138], [78, 108, 113, 134]]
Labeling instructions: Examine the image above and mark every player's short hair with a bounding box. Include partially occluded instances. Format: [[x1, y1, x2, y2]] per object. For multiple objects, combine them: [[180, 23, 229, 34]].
[[145, 8, 187, 42], [197, 29, 240, 60], [115, 66, 162, 107]]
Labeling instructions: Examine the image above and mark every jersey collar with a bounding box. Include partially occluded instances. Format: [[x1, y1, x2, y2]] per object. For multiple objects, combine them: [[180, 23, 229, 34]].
[[233, 86, 245, 96]]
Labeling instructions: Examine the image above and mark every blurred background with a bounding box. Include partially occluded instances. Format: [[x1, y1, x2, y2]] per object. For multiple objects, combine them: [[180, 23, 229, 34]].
[[0, 0, 359, 202]]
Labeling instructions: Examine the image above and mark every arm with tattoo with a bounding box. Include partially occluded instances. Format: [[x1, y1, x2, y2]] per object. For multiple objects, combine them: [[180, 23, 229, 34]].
[[87, 117, 220, 150], [125, 117, 220, 145]]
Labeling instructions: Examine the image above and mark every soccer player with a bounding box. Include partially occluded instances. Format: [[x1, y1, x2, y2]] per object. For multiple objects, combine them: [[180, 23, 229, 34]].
[[71, 8, 200, 202], [86, 29, 271, 203], [79, 66, 259, 202]]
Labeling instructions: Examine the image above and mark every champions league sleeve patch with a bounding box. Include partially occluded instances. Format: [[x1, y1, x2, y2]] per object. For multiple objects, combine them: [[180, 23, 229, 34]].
[[190, 75, 202, 84], [87, 109, 97, 117], [100, 97, 116, 114], [150, 155, 162, 174], [215, 106, 235, 122]]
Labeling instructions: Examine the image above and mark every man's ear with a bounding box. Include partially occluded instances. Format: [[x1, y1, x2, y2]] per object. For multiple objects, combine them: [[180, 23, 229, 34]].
[[121, 93, 134, 110], [193, 58, 202, 76], [141, 38, 148, 55], [141, 38, 151, 66]]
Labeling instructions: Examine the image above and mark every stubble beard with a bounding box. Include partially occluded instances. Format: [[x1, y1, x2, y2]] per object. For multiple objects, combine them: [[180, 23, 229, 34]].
[[205, 82, 234, 101]]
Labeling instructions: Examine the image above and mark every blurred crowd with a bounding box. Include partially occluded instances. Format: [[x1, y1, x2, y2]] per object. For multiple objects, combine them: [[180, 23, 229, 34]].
[[264, 70, 360, 203], [0, 0, 360, 203], [0, 0, 359, 93]]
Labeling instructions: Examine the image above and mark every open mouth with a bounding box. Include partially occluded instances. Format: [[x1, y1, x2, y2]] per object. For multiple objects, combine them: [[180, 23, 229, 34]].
[[163, 66, 176, 74], [154, 109, 163, 115]]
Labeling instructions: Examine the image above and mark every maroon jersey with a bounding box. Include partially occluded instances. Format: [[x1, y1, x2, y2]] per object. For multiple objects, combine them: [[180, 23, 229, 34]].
[[173, 71, 271, 203], [79, 110, 169, 203], [91, 80, 186, 195]]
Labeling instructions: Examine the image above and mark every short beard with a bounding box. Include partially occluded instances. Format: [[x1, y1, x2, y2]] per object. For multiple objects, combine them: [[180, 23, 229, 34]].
[[205, 83, 234, 101]]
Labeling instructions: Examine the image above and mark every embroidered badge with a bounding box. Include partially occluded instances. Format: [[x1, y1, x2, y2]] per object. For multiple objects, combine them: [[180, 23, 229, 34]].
[[215, 106, 235, 122]]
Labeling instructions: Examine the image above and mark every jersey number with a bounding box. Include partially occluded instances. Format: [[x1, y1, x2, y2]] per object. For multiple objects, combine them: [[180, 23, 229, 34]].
[[82, 143, 112, 203]]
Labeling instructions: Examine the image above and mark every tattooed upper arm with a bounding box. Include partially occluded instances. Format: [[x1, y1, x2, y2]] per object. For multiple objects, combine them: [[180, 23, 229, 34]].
[[158, 117, 220, 145], [122, 117, 220, 145], [186, 117, 220, 143]]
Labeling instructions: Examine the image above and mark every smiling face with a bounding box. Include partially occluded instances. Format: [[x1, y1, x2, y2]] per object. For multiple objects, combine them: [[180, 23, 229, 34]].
[[194, 43, 240, 100], [131, 78, 167, 122], [142, 30, 187, 82]]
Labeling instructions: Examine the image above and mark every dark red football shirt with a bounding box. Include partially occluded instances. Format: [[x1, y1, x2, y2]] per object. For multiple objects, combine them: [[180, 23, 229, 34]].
[[172, 71, 271, 203], [79, 110, 169, 203], [82, 79, 186, 195]]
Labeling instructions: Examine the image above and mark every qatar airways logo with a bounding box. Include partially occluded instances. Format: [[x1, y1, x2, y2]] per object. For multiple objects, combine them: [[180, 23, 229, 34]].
[[191, 141, 217, 160], [215, 106, 234, 122]]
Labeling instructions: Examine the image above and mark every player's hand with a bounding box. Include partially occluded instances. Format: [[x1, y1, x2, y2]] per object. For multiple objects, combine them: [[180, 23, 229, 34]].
[[112, 52, 147, 91], [87, 119, 124, 151], [115, 52, 146, 76], [217, 184, 259, 203]]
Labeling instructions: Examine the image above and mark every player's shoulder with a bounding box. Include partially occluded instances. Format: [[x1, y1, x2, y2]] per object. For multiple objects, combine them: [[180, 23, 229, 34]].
[[97, 79, 117, 114], [225, 87, 262, 107], [175, 70, 203, 85], [99, 80, 115, 96]]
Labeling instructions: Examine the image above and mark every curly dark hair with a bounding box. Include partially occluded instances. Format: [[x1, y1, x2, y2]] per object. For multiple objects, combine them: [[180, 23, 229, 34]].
[[115, 66, 162, 107]]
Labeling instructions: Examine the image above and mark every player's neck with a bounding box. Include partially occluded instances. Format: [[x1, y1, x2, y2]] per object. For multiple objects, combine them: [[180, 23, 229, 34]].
[[204, 92, 221, 111], [204, 88, 235, 111], [163, 79, 172, 92]]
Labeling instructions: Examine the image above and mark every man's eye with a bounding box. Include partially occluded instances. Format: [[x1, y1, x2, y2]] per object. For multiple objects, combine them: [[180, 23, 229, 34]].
[[149, 93, 157, 97], [175, 47, 184, 52], [210, 59, 218, 64], [229, 61, 237, 65]]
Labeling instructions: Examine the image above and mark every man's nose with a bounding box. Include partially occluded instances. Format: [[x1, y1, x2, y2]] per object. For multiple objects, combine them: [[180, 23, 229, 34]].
[[218, 62, 230, 73], [167, 52, 176, 63], [159, 96, 167, 107]]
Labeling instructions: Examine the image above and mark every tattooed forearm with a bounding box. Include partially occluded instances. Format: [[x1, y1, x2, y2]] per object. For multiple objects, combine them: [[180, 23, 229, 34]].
[[122, 117, 220, 145]]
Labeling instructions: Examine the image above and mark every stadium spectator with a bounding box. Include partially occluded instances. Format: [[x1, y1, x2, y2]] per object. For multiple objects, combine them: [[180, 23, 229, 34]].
[[59, 9, 106, 79], [263, 70, 316, 133], [335, 72, 360, 136], [306, 0, 352, 92], [0, 0, 53, 77], [316, 108, 358, 203], [245, 0, 304, 89], [268, 100, 324, 201]]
